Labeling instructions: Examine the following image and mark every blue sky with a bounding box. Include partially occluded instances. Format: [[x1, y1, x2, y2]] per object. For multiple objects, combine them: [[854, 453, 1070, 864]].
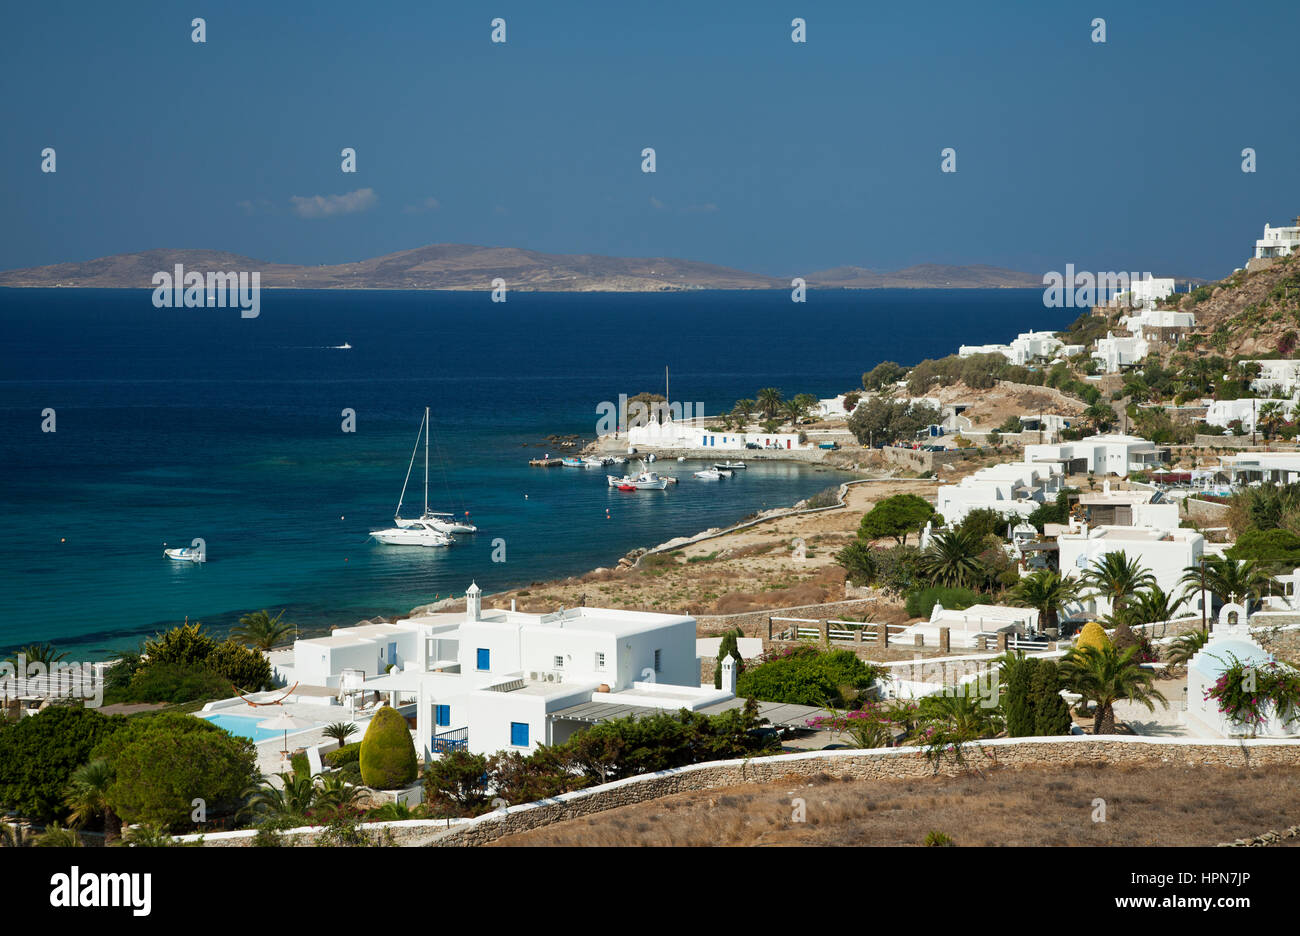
[[1, 0, 1296, 279]]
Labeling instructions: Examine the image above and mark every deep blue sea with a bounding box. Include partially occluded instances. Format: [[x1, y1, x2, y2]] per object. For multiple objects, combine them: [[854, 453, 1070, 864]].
[[0, 287, 1069, 659]]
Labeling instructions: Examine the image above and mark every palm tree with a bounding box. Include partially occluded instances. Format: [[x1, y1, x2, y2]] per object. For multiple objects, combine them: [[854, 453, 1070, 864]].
[[31, 823, 81, 847], [1006, 569, 1083, 634], [1059, 643, 1167, 735], [732, 399, 755, 426], [1082, 550, 1156, 616], [121, 824, 180, 847], [1164, 629, 1209, 666], [242, 772, 317, 825], [781, 398, 805, 427], [4, 642, 65, 668], [756, 387, 784, 420], [1121, 585, 1188, 626], [323, 722, 359, 749], [231, 609, 294, 651], [63, 758, 121, 844], [310, 774, 365, 821], [1258, 400, 1287, 440], [1084, 402, 1115, 433], [1179, 556, 1273, 612], [918, 528, 986, 590]]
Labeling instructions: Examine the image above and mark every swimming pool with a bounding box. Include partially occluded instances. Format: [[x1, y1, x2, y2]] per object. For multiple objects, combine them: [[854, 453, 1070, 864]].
[[200, 712, 315, 744]]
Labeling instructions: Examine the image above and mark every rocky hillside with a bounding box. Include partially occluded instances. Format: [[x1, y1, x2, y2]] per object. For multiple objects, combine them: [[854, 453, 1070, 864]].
[[1169, 255, 1300, 357]]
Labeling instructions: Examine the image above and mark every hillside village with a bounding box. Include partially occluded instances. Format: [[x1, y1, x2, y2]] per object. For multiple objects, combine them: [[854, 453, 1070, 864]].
[[5, 217, 1300, 848]]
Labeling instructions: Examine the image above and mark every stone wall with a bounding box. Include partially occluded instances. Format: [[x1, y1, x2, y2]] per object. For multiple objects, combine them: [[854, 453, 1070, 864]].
[[427, 737, 1300, 847], [1180, 495, 1232, 527], [879, 446, 969, 473]]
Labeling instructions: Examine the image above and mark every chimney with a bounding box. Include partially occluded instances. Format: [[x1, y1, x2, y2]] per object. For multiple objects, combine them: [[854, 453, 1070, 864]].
[[466, 581, 481, 621], [720, 654, 738, 694]]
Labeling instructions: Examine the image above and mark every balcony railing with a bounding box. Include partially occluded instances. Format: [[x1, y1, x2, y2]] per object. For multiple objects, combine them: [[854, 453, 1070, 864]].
[[430, 727, 468, 753]]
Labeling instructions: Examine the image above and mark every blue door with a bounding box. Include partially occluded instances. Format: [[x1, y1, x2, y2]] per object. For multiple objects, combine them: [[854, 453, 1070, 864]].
[[435, 705, 450, 727], [388, 642, 398, 667], [476, 648, 490, 671]]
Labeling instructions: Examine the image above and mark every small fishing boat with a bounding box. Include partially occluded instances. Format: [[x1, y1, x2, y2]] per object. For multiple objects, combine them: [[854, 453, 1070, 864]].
[[714, 461, 746, 470], [694, 469, 723, 481], [164, 546, 205, 563], [617, 483, 637, 491], [608, 470, 668, 490], [561, 457, 585, 468]]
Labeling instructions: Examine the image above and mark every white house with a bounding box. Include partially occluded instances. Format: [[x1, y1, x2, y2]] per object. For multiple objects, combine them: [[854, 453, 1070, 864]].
[[959, 330, 1068, 367], [1204, 398, 1276, 435], [1119, 308, 1195, 338], [1246, 360, 1300, 397], [935, 461, 1063, 525], [295, 583, 733, 761], [1057, 526, 1204, 619], [1113, 277, 1177, 311], [1077, 484, 1179, 530], [1254, 217, 1300, 259], [1024, 433, 1162, 477], [625, 416, 805, 451], [1091, 333, 1150, 372], [1216, 451, 1300, 485]]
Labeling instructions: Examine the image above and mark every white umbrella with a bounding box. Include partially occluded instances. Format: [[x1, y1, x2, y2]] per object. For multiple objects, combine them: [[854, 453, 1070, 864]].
[[258, 710, 314, 754]]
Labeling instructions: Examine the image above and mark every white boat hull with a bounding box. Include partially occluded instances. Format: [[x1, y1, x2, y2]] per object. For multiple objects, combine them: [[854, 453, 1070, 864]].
[[164, 548, 204, 563]]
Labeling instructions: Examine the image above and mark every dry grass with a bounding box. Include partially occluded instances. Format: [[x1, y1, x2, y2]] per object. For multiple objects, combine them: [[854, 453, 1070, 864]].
[[490, 764, 1300, 847]]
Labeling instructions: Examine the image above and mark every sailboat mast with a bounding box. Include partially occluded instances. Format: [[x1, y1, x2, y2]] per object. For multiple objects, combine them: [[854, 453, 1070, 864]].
[[424, 406, 430, 515]]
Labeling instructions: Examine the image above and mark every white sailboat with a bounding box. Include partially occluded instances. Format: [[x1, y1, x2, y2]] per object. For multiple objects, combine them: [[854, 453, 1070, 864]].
[[371, 407, 455, 547]]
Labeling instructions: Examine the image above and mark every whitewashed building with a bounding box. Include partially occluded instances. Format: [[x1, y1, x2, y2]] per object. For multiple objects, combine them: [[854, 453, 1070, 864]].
[[1254, 218, 1300, 259], [1024, 433, 1162, 476], [298, 584, 733, 760], [1216, 452, 1300, 485], [935, 461, 1064, 525], [959, 330, 1071, 367], [1091, 333, 1151, 372], [1058, 526, 1204, 619], [625, 416, 805, 451], [1077, 484, 1179, 529], [1246, 360, 1300, 397], [1113, 277, 1177, 311], [1118, 308, 1196, 339], [1204, 398, 1272, 435]]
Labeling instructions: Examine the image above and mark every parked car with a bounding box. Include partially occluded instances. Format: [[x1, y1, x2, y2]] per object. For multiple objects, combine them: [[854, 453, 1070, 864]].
[[745, 442, 760, 449]]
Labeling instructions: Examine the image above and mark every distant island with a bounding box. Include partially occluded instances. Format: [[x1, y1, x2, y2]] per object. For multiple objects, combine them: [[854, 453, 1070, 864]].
[[0, 244, 1045, 291]]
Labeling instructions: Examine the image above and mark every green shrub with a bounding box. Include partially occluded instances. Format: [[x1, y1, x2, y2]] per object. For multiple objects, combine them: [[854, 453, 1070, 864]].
[[905, 586, 978, 620], [120, 662, 230, 704], [205, 639, 273, 692], [291, 752, 311, 778], [737, 647, 880, 708], [325, 742, 361, 767], [358, 707, 417, 790], [0, 706, 125, 822]]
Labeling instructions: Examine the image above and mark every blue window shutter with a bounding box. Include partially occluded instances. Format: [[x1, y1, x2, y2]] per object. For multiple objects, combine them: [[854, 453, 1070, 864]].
[[436, 705, 450, 727], [510, 722, 529, 747], [476, 648, 490, 671]]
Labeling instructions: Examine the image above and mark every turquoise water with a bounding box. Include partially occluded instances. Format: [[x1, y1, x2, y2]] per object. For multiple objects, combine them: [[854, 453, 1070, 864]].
[[200, 712, 315, 744], [0, 287, 1067, 658]]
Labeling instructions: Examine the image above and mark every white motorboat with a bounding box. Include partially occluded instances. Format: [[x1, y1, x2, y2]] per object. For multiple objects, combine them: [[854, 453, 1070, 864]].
[[370, 519, 453, 547], [694, 469, 723, 481], [582, 456, 608, 468], [714, 460, 746, 470], [608, 470, 669, 490], [164, 546, 205, 563], [381, 407, 473, 544]]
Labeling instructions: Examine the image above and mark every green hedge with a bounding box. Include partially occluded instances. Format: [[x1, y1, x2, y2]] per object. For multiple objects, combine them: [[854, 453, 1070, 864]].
[[325, 742, 361, 767]]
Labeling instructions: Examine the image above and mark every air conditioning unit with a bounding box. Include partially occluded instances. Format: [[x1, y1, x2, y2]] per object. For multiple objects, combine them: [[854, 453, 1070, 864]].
[[528, 671, 538, 681], [544, 672, 555, 682]]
